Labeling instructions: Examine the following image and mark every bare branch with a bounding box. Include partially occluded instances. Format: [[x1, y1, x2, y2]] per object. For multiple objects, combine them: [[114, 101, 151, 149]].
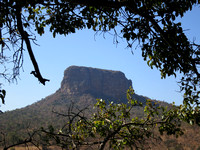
[[15, 4, 49, 85]]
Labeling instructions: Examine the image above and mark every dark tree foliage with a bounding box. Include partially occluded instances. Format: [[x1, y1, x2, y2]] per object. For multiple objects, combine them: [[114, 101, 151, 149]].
[[1, 0, 200, 149]]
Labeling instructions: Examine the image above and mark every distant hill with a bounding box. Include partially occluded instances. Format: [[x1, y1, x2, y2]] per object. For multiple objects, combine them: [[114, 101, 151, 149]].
[[0, 66, 200, 149]]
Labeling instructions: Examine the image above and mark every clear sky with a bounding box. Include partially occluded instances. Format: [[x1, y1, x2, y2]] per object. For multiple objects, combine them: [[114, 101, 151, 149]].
[[1, 6, 200, 112]]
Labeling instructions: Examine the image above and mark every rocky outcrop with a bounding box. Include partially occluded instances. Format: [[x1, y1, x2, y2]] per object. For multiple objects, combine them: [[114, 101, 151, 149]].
[[60, 66, 132, 100]]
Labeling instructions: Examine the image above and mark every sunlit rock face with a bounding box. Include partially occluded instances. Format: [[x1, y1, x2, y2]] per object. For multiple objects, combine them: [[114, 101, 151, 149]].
[[60, 66, 132, 100]]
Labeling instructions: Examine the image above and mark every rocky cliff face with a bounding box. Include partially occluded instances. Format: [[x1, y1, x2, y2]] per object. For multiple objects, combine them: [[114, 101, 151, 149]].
[[60, 66, 132, 100]]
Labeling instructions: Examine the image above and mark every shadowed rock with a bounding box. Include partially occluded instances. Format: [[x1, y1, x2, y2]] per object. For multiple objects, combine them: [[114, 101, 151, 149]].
[[60, 66, 132, 101]]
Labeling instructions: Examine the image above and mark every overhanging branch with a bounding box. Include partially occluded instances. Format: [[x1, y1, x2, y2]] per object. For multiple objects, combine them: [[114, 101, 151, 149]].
[[15, 5, 49, 85]]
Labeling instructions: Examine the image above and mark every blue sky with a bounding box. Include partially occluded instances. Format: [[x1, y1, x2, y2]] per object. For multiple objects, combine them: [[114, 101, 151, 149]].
[[1, 6, 200, 111]]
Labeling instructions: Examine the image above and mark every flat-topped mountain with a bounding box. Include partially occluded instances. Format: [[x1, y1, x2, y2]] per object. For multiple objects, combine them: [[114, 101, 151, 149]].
[[60, 66, 132, 100], [35, 66, 147, 108], [0, 66, 147, 142]]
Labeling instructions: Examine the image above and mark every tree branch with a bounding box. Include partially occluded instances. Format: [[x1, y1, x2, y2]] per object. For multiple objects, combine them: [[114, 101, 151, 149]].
[[15, 5, 49, 85], [3, 138, 32, 150], [3, 130, 38, 150]]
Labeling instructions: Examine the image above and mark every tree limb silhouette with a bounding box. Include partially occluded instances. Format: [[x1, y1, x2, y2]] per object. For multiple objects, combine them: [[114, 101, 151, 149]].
[[15, 4, 49, 85]]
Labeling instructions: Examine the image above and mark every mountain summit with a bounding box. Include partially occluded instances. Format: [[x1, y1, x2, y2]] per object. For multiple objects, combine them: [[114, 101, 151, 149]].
[[40, 65, 146, 108], [60, 66, 132, 100]]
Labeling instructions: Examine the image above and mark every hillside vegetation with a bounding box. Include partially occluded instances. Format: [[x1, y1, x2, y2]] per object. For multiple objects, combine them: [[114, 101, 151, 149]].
[[0, 66, 200, 149]]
